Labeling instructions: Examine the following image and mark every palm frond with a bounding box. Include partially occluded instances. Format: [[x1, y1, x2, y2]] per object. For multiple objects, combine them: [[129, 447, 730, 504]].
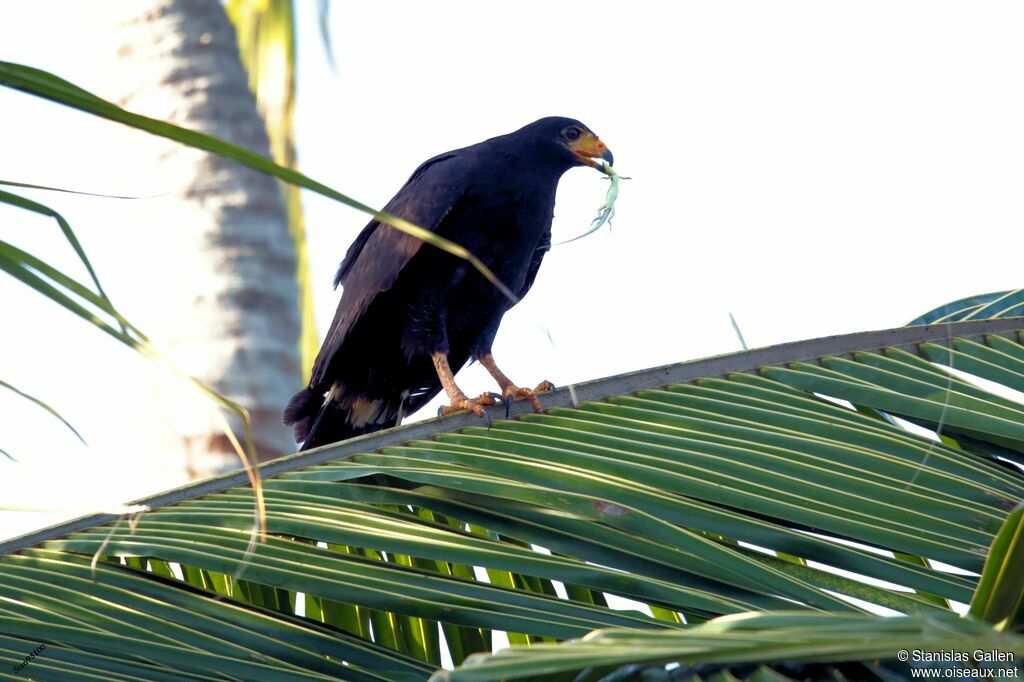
[[434, 612, 1023, 682], [2, 316, 1023, 679], [911, 288, 1024, 325]]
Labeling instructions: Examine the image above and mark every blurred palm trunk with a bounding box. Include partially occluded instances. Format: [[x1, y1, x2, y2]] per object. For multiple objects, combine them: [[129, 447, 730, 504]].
[[228, 0, 320, 382], [85, 0, 302, 476]]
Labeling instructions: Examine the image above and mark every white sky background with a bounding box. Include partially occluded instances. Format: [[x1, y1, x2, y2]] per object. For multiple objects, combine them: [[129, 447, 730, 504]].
[[0, 1, 1023, 539]]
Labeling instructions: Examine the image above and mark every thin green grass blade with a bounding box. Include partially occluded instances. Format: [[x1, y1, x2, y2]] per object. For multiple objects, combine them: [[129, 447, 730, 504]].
[[0, 60, 516, 301], [0, 178, 152, 199], [0, 189, 123, 329], [0, 377, 85, 445]]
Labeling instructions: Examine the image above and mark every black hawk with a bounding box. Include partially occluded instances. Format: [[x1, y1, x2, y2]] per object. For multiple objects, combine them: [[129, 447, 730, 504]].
[[285, 117, 613, 450]]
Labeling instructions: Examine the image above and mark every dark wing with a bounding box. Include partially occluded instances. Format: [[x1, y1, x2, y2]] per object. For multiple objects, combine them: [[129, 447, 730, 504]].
[[517, 230, 551, 299], [333, 152, 457, 288], [310, 152, 470, 387]]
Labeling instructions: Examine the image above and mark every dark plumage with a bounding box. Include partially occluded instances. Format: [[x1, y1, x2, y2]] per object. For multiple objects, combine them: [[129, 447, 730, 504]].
[[285, 116, 613, 450]]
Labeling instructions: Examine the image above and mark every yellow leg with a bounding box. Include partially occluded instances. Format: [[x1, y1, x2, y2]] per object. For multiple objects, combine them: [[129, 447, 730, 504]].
[[478, 354, 551, 414], [431, 351, 493, 418]]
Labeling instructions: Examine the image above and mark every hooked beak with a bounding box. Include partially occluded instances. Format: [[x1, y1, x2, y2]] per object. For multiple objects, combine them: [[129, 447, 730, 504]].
[[569, 131, 614, 169]]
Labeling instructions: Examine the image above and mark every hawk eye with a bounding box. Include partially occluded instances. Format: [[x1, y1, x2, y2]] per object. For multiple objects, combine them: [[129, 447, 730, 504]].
[[564, 127, 581, 141]]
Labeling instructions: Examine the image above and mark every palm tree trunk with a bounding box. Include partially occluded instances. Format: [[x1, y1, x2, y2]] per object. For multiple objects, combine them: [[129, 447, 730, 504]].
[[86, 0, 301, 475]]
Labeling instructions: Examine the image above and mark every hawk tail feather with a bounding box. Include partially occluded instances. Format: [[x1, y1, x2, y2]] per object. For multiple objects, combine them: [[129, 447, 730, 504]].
[[284, 385, 400, 451]]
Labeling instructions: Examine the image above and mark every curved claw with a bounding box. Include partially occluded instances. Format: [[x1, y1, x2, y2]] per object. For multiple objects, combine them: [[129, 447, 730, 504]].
[[473, 392, 500, 407], [534, 380, 556, 393], [439, 397, 492, 427], [497, 393, 512, 420], [473, 391, 503, 420], [501, 385, 545, 414]]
